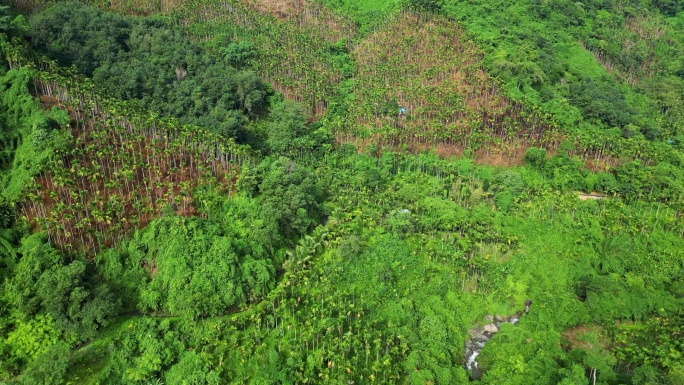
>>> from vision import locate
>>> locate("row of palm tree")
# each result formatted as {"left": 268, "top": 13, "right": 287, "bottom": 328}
{"left": 4, "top": 41, "right": 247, "bottom": 254}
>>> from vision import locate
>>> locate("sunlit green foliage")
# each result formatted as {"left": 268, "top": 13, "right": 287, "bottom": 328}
{"left": 99, "top": 215, "right": 275, "bottom": 319}
{"left": 0, "top": 67, "right": 71, "bottom": 202}
{"left": 0, "top": 1, "right": 682, "bottom": 384}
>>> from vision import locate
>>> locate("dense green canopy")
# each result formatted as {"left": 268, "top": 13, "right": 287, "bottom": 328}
{"left": 0, "top": 1, "right": 682, "bottom": 384}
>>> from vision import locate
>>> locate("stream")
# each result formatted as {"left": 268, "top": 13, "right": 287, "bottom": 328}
{"left": 464, "top": 300, "right": 531, "bottom": 380}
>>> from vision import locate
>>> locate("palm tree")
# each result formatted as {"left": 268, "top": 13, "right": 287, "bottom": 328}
{"left": 283, "top": 227, "right": 328, "bottom": 275}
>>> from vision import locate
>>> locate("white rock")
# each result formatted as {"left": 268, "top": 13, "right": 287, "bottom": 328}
{"left": 484, "top": 323, "right": 499, "bottom": 333}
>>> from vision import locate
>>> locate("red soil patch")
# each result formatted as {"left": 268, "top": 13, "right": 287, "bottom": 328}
{"left": 337, "top": 133, "right": 537, "bottom": 167}
{"left": 562, "top": 324, "right": 610, "bottom": 351}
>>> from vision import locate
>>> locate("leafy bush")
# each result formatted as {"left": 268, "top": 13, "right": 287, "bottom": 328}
{"left": 4, "top": 233, "right": 119, "bottom": 343}
{"left": 524, "top": 147, "right": 547, "bottom": 169}
{"left": 109, "top": 216, "right": 276, "bottom": 318}
{"left": 252, "top": 157, "right": 326, "bottom": 240}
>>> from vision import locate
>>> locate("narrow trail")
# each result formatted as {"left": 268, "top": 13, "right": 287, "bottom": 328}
{"left": 578, "top": 193, "right": 608, "bottom": 201}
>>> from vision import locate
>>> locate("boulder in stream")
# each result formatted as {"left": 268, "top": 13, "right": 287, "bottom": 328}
{"left": 465, "top": 302, "right": 534, "bottom": 380}
{"left": 484, "top": 323, "right": 499, "bottom": 333}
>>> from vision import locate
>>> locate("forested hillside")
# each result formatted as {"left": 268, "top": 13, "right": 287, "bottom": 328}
{"left": 0, "top": 0, "right": 682, "bottom": 384}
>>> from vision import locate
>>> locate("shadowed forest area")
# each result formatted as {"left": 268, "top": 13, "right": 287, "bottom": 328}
{"left": 0, "top": 0, "right": 682, "bottom": 384}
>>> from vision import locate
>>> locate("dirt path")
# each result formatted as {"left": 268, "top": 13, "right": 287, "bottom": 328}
{"left": 578, "top": 193, "right": 608, "bottom": 201}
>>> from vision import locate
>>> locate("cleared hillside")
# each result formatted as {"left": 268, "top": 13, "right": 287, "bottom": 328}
{"left": 344, "top": 12, "right": 559, "bottom": 163}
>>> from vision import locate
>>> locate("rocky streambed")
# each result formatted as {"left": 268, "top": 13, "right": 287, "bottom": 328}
{"left": 464, "top": 300, "right": 532, "bottom": 380}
